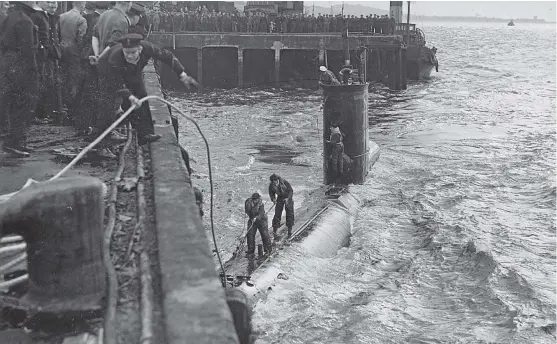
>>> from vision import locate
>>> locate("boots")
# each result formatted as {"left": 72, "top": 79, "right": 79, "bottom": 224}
{"left": 272, "top": 228, "right": 279, "bottom": 240}
{"left": 287, "top": 226, "right": 292, "bottom": 238}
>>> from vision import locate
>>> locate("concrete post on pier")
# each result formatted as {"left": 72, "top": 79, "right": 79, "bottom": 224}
{"left": 0, "top": 177, "right": 106, "bottom": 314}
{"left": 238, "top": 48, "right": 244, "bottom": 88}
{"left": 197, "top": 48, "right": 203, "bottom": 93}
{"left": 401, "top": 47, "right": 408, "bottom": 90}
{"left": 318, "top": 38, "right": 325, "bottom": 67}
{"left": 274, "top": 48, "right": 281, "bottom": 88}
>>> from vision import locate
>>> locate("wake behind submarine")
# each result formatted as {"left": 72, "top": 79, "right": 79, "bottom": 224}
{"left": 222, "top": 28, "right": 381, "bottom": 310}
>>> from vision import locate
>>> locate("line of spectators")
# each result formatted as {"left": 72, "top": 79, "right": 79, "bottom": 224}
{"left": 147, "top": 8, "right": 396, "bottom": 34}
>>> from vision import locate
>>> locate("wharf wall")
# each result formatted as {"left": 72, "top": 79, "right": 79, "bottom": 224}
{"left": 148, "top": 32, "right": 407, "bottom": 91}
{"left": 143, "top": 64, "right": 240, "bottom": 344}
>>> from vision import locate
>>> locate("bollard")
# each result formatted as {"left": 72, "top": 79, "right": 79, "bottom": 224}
{"left": 0, "top": 176, "right": 106, "bottom": 314}
{"left": 257, "top": 244, "right": 263, "bottom": 258}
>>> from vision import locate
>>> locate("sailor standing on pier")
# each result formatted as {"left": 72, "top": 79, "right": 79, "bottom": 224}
{"left": 59, "top": 1, "right": 87, "bottom": 118}
{"left": 96, "top": 33, "right": 199, "bottom": 145}
{"left": 0, "top": 1, "right": 39, "bottom": 157}
{"left": 269, "top": 174, "right": 295, "bottom": 238}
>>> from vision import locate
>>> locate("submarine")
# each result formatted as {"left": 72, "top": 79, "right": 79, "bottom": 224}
{"left": 221, "top": 26, "right": 381, "bottom": 309}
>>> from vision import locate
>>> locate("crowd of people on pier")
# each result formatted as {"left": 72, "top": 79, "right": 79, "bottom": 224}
{"left": 0, "top": 1, "right": 196, "bottom": 159}
{"left": 147, "top": 7, "right": 397, "bottom": 34}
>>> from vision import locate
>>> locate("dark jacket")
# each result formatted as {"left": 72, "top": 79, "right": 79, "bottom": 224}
{"left": 0, "top": 3, "right": 39, "bottom": 72}
{"left": 48, "top": 13, "right": 62, "bottom": 60}
{"left": 268, "top": 178, "right": 293, "bottom": 202}
{"left": 29, "top": 9, "right": 50, "bottom": 61}
{"left": 97, "top": 40, "right": 187, "bottom": 89}
{"left": 245, "top": 198, "right": 267, "bottom": 222}
{"left": 82, "top": 11, "right": 99, "bottom": 58}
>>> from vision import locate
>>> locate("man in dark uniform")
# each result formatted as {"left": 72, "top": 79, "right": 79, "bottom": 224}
{"left": 245, "top": 193, "right": 272, "bottom": 256}
{"left": 35, "top": 1, "right": 61, "bottom": 122}
{"left": 72, "top": 1, "right": 106, "bottom": 135}
{"left": 0, "top": 1, "right": 39, "bottom": 157}
{"left": 127, "top": 2, "right": 147, "bottom": 37}
{"left": 268, "top": 174, "right": 294, "bottom": 238}
{"left": 82, "top": 1, "right": 94, "bottom": 16}
{"left": 82, "top": 1, "right": 97, "bottom": 33}
{"left": 96, "top": 33, "right": 198, "bottom": 146}
{"left": 29, "top": 2, "right": 52, "bottom": 123}
{"left": 60, "top": 1, "right": 87, "bottom": 118}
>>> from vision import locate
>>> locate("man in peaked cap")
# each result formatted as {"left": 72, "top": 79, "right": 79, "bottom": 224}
{"left": 96, "top": 33, "right": 199, "bottom": 146}
{"left": 127, "top": 2, "right": 148, "bottom": 38}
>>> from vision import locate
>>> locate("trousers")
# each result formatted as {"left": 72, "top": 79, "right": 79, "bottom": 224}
{"left": 330, "top": 143, "right": 344, "bottom": 181}
{"left": 272, "top": 197, "right": 294, "bottom": 230}
{"left": 0, "top": 65, "right": 38, "bottom": 147}
{"left": 246, "top": 218, "right": 271, "bottom": 254}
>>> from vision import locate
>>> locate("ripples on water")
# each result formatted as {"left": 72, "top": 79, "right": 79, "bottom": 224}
{"left": 172, "top": 22, "right": 556, "bottom": 344}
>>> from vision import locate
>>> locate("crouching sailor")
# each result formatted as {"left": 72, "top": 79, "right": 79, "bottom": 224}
{"left": 245, "top": 193, "right": 272, "bottom": 257}
{"left": 96, "top": 33, "right": 199, "bottom": 146}
{"left": 269, "top": 174, "right": 294, "bottom": 238}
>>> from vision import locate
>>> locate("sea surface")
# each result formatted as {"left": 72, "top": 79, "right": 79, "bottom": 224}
{"left": 171, "top": 21, "right": 556, "bottom": 344}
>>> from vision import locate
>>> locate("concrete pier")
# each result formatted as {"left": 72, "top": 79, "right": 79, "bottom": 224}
{"left": 148, "top": 32, "right": 407, "bottom": 91}
{"left": 0, "top": 65, "right": 242, "bottom": 343}
{"left": 144, "top": 63, "right": 240, "bottom": 344}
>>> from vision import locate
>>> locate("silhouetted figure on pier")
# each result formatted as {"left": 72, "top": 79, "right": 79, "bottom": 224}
{"left": 269, "top": 174, "right": 294, "bottom": 238}
{"left": 0, "top": 1, "right": 39, "bottom": 157}
{"left": 96, "top": 33, "right": 198, "bottom": 150}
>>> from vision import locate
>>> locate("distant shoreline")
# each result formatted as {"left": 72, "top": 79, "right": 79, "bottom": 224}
{"left": 303, "top": 5, "right": 552, "bottom": 24}
{"left": 410, "top": 15, "right": 551, "bottom": 24}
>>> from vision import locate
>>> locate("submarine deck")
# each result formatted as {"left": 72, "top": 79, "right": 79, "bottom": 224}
{"left": 222, "top": 184, "right": 347, "bottom": 286}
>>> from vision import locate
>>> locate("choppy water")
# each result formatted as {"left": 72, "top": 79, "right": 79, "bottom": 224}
{"left": 172, "top": 22, "right": 556, "bottom": 344}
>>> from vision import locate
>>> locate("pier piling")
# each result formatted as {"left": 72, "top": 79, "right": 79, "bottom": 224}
{"left": 238, "top": 48, "right": 244, "bottom": 88}
{"left": 274, "top": 48, "right": 281, "bottom": 88}
{"left": 149, "top": 33, "right": 406, "bottom": 91}
{"left": 197, "top": 48, "right": 203, "bottom": 93}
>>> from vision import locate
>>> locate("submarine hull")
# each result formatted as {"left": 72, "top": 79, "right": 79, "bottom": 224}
{"left": 236, "top": 190, "right": 361, "bottom": 307}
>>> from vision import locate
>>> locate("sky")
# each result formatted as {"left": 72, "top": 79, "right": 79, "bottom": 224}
{"left": 313, "top": 1, "right": 556, "bottom": 21}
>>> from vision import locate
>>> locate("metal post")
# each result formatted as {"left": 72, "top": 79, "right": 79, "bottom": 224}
{"left": 319, "top": 49, "right": 325, "bottom": 66}
{"left": 274, "top": 48, "right": 281, "bottom": 88}
{"left": 363, "top": 48, "right": 367, "bottom": 82}
{"left": 401, "top": 47, "right": 407, "bottom": 89}
{"left": 406, "top": 1, "right": 411, "bottom": 44}
{"left": 238, "top": 48, "right": 243, "bottom": 88}
{"left": 197, "top": 48, "right": 203, "bottom": 93}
